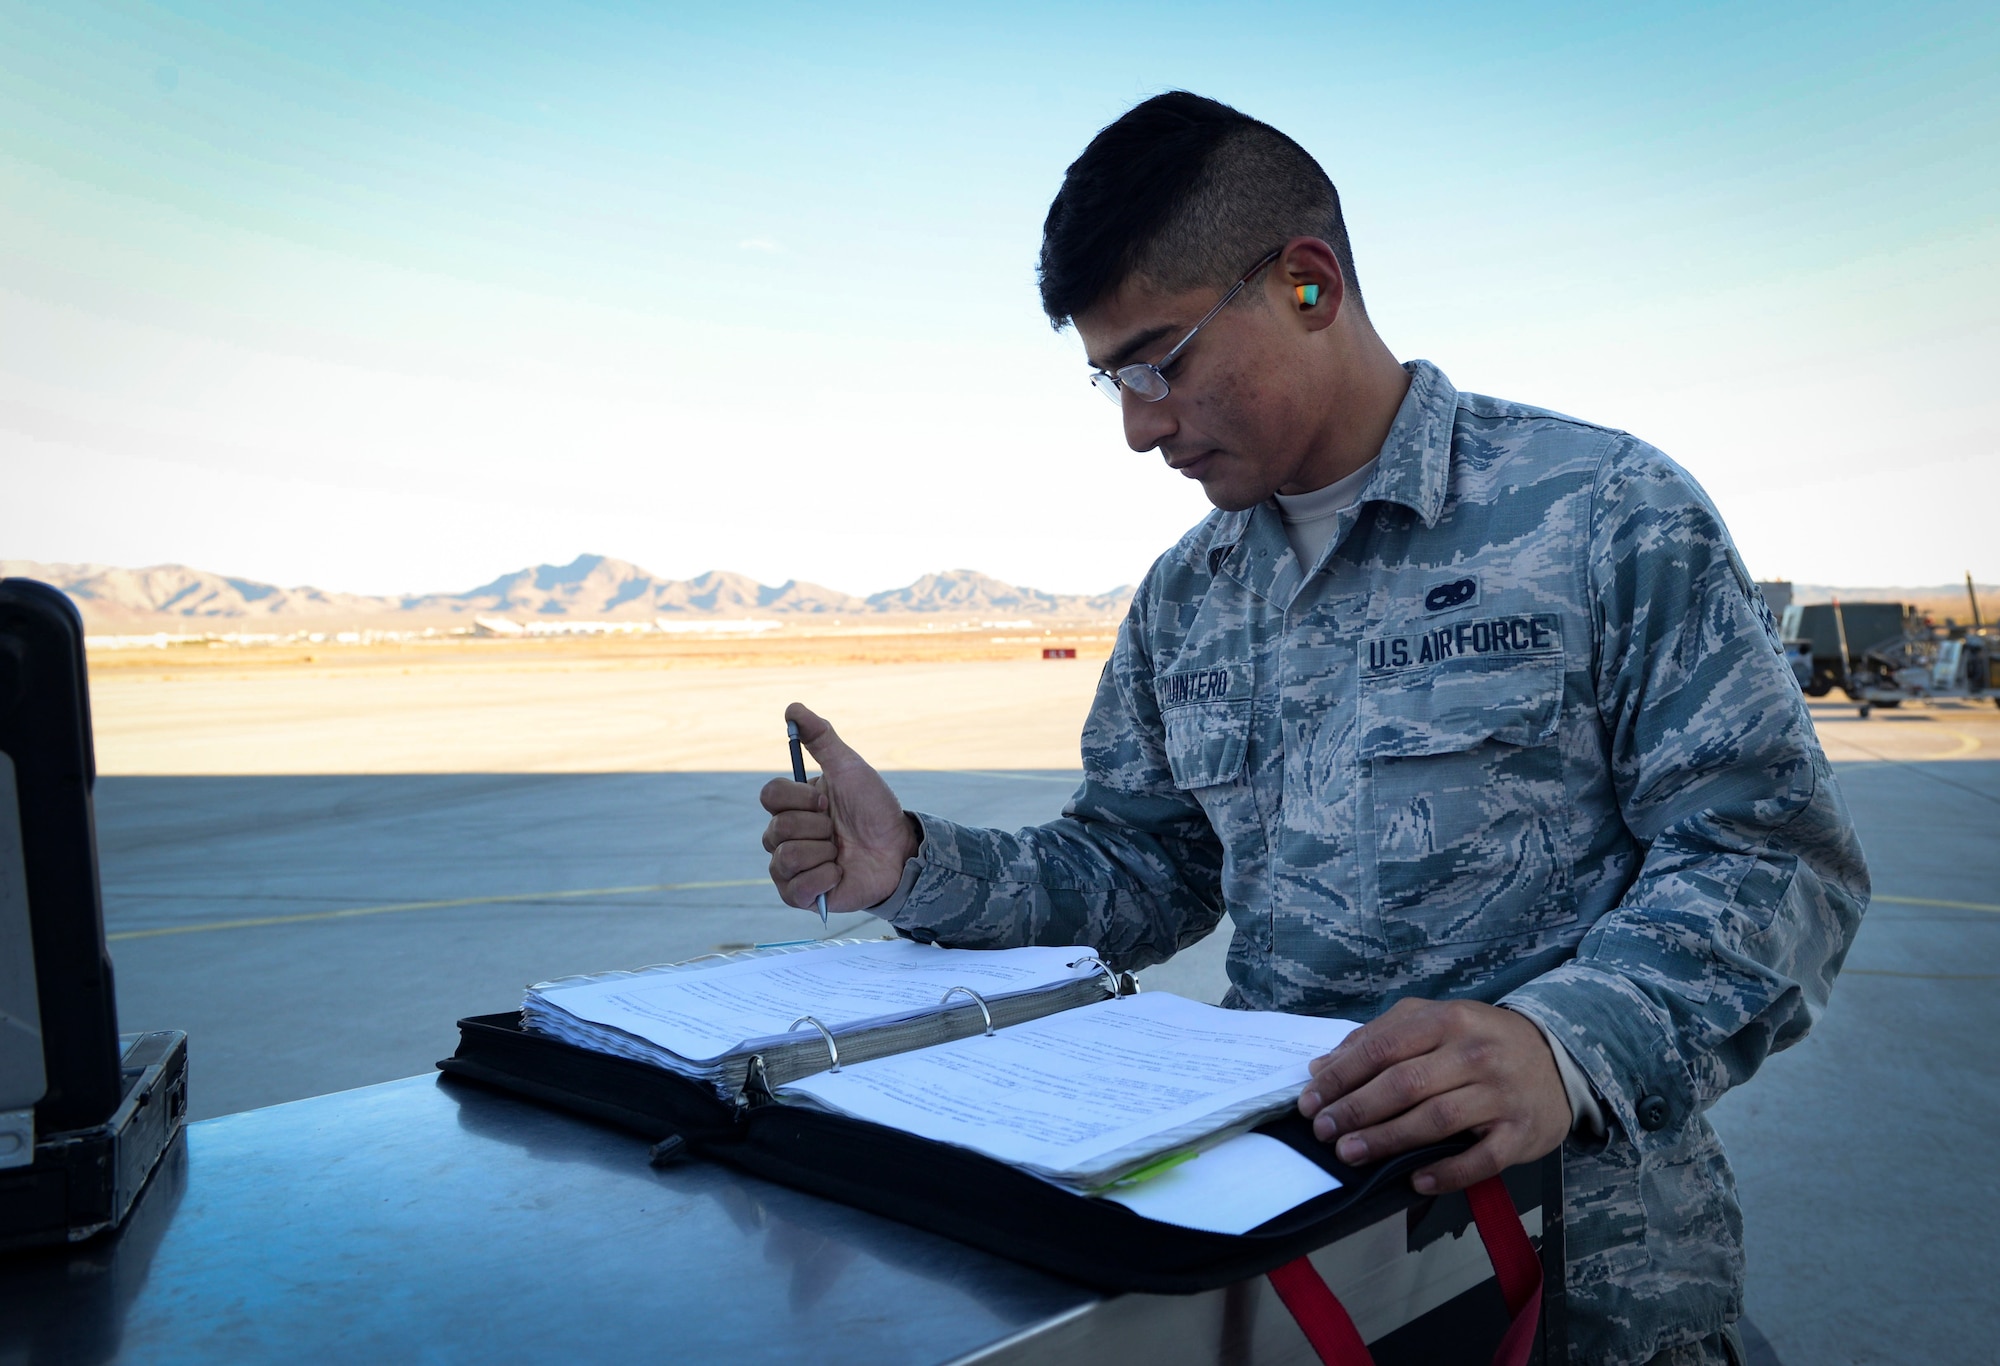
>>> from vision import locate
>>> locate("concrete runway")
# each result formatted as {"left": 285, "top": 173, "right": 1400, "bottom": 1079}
{"left": 99, "top": 769, "right": 1162, "bottom": 1117}
{"left": 1701, "top": 707, "right": 2000, "bottom": 1366}
{"left": 95, "top": 699, "right": 1999, "bottom": 1366}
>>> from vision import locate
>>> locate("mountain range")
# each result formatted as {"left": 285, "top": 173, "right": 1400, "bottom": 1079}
{"left": 5, "top": 556, "right": 1986, "bottom": 633}
{"left": 0, "top": 555, "right": 1136, "bottom": 630}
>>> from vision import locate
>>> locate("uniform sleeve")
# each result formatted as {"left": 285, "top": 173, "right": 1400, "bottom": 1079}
{"left": 875, "top": 582, "right": 1229, "bottom": 972}
{"left": 1501, "top": 438, "right": 1869, "bottom": 1152}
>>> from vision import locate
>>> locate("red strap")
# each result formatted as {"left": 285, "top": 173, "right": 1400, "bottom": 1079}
{"left": 1266, "top": 1174, "right": 1544, "bottom": 1366}
{"left": 1466, "top": 1174, "right": 1544, "bottom": 1366}
{"left": 1267, "top": 1255, "right": 1375, "bottom": 1366}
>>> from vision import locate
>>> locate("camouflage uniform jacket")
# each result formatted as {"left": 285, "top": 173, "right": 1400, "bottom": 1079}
{"left": 877, "top": 359, "right": 1869, "bottom": 1365}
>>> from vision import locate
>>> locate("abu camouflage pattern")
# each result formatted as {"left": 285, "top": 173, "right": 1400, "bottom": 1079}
{"left": 877, "top": 360, "right": 1868, "bottom": 1365}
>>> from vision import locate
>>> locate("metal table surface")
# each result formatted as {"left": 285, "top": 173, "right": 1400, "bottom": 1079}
{"left": 0, "top": 1073, "right": 1106, "bottom": 1365}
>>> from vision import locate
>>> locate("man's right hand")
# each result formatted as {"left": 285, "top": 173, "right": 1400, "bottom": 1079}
{"left": 759, "top": 703, "right": 919, "bottom": 914}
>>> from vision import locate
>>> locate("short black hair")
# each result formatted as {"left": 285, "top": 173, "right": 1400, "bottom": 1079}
{"left": 1037, "top": 91, "right": 1362, "bottom": 328}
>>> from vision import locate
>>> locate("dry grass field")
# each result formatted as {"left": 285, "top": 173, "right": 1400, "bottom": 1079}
{"left": 84, "top": 624, "right": 1999, "bottom": 775}
{"left": 85, "top": 624, "right": 1119, "bottom": 675}
{"left": 86, "top": 627, "right": 1118, "bottom": 774}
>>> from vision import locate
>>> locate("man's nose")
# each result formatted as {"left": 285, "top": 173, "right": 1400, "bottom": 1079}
{"left": 1122, "top": 391, "right": 1177, "bottom": 453}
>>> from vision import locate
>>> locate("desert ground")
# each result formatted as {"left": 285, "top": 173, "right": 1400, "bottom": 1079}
{"left": 85, "top": 625, "right": 1998, "bottom": 775}
{"left": 85, "top": 628, "right": 1118, "bottom": 774}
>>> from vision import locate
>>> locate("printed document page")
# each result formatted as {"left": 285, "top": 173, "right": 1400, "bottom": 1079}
{"left": 1101, "top": 1132, "right": 1342, "bottom": 1234}
{"left": 532, "top": 940, "right": 1100, "bottom": 1063}
{"left": 778, "top": 993, "right": 1358, "bottom": 1187}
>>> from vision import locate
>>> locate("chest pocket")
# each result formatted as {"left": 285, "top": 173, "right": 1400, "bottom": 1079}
{"left": 1359, "top": 646, "right": 1576, "bottom": 950}
{"left": 1161, "top": 702, "right": 1248, "bottom": 788}
{"left": 1156, "top": 658, "right": 1252, "bottom": 789}
{"left": 1158, "top": 696, "right": 1265, "bottom": 853}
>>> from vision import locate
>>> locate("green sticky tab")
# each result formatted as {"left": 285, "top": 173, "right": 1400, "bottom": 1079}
{"left": 1104, "top": 1149, "right": 1198, "bottom": 1190}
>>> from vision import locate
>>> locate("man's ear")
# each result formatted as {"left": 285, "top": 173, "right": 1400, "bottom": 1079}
{"left": 1277, "top": 236, "right": 1345, "bottom": 334}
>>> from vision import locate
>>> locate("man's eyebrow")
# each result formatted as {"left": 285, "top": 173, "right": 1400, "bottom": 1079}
{"left": 1087, "top": 324, "right": 1177, "bottom": 373}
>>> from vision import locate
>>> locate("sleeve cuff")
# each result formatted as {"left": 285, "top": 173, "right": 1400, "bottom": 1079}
{"left": 1502, "top": 962, "right": 1699, "bottom": 1151}
{"left": 867, "top": 855, "right": 924, "bottom": 920}
{"left": 1514, "top": 1010, "right": 1607, "bottom": 1142}
{"left": 863, "top": 811, "right": 930, "bottom": 924}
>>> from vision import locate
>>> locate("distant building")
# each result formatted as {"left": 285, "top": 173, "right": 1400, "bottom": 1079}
{"left": 1756, "top": 581, "right": 1794, "bottom": 616}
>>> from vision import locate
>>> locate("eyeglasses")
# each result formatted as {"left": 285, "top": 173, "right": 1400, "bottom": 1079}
{"left": 1089, "top": 247, "right": 1283, "bottom": 405}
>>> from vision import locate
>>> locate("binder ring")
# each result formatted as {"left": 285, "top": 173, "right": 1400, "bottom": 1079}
{"left": 790, "top": 1015, "right": 840, "bottom": 1072}
{"left": 939, "top": 985, "right": 995, "bottom": 1036}
{"left": 1067, "top": 956, "right": 1123, "bottom": 999}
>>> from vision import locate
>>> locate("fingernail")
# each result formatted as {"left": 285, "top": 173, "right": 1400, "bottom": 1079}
{"left": 1312, "top": 1113, "right": 1336, "bottom": 1141}
{"left": 1299, "top": 1089, "right": 1320, "bottom": 1112}
{"left": 1413, "top": 1172, "right": 1436, "bottom": 1194}
{"left": 1337, "top": 1134, "right": 1367, "bottom": 1163}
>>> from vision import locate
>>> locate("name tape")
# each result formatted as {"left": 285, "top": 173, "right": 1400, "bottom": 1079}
{"left": 1156, "top": 665, "right": 1240, "bottom": 709}
{"left": 1365, "top": 613, "right": 1561, "bottom": 674}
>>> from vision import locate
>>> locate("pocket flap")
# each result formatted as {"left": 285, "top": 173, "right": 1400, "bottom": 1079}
{"left": 1359, "top": 653, "right": 1562, "bottom": 758}
{"left": 1161, "top": 703, "right": 1250, "bottom": 789}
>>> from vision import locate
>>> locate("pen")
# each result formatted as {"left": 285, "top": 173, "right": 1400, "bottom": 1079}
{"left": 787, "top": 719, "right": 829, "bottom": 924}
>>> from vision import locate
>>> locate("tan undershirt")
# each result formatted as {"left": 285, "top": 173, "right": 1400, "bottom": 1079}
{"left": 1271, "top": 457, "right": 1379, "bottom": 571}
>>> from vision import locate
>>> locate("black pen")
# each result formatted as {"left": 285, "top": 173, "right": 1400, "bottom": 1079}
{"left": 786, "top": 720, "right": 829, "bottom": 924}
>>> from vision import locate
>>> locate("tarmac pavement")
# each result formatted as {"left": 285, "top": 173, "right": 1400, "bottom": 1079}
{"left": 99, "top": 768, "right": 1109, "bottom": 1119}
{"left": 1702, "top": 703, "right": 2000, "bottom": 1366}
{"left": 92, "top": 698, "right": 2000, "bottom": 1366}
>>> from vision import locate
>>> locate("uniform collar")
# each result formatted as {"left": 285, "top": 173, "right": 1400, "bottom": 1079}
{"left": 1192, "top": 359, "right": 1458, "bottom": 579}
{"left": 1364, "top": 359, "right": 1456, "bottom": 530}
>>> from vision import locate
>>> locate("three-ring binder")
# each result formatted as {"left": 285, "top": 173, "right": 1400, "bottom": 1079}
{"left": 939, "top": 985, "right": 995, "bottom": 1036}
{"left": 790, "top": 1015, "right": 840, "bottom": 1071}
{"left": 1067, "top": 955, "right": 1133, "bottom": 998}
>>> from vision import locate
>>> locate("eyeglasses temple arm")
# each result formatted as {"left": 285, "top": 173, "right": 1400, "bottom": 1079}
{"left": 1151, "top": 247, "right": 1284, "bottom": 372}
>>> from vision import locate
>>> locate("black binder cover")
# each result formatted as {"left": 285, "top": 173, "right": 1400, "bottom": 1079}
{"left": 441, "top": 1012, "right": 1556, "bottom": 1298}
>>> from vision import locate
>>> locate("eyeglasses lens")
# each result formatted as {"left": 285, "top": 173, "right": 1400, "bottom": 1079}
{"left": 1090, "top": 365, "right": 1170, "bottom": 406}
{"left": 1118, "top": 365, "right": 1169, "bottom": 402}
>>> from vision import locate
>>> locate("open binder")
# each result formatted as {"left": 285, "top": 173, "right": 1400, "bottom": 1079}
{"left": 441, "top": 945, "right": 1563, "bottom": 1366}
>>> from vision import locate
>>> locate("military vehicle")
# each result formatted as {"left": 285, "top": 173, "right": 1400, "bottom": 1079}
{"left": 1778, "top": 600, "right": 1910, "bottom": 698}
{"left": 1780, "top": 576, "right": 1998, "bottom": 718}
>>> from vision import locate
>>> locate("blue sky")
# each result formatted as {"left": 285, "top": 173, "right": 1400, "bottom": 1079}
{"left": 2, "top": 1, "right": 1994, "bottom": 594}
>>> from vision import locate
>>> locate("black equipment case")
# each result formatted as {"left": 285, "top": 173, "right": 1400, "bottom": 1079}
{"left": 443, "top": 1010, "right": 1566, "bottom": 1365}
{"left": 0, "top": 578, "right": 188, "bottom": 1253}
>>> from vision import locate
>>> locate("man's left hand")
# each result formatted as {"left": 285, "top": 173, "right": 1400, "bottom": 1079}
{"left": 1296, "top": 998, "right": 1572, "bottom": 1194}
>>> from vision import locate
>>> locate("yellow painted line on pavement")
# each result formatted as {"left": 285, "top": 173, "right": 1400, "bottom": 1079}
{"left": 1873, "top": 894, "right": 2000, "bottom": 915}
{"left": 107, "top": 879, "right": 768, "bottom": 942}
{"left": 1937, "top": 728, "right": 1982, "bottom": 758}
{"left": 1817, "top": 719, "right": 1983, "bottom": 762}
{"left": 106, "top": 886, "right": 2000, "bottom": 944}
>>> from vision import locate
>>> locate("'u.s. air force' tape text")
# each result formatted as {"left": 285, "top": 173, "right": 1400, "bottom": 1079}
{"left": 1364, "top": 613, "right": 1561, "bottom": 674}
